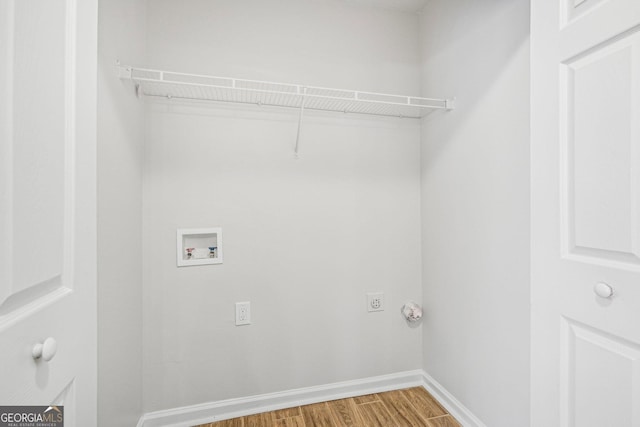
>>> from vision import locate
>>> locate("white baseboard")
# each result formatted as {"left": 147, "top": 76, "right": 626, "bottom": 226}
{"left": 419, "top": 371, "right": 487, "bottom": 427}
{"left": 137, "top": 370, "right": 425, "bottom": 427}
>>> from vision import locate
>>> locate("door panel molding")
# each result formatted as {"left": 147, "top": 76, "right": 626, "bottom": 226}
{"left": 562, "top": 0, "right": 609, "bottom": 28}
{"left": 0, "top": 0, "right": 78, "bottom": 313}
{"left": 560, "top": 30, "right": 640, "bottom": 271}
{"left": 561, "top": 317, "right": 640, "bottom": 426}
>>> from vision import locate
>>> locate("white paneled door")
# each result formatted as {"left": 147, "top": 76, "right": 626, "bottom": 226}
{"left": 532, "top": 0, "right": 640, "bottom": 426}
{"left": 0, "top": 0, "right": 97, "bottom": 425}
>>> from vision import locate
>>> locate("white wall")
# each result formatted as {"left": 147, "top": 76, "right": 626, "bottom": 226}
{"left": 142, "top": 0, "right": 424, "bottom": 412}
{"left": 419, "top": 1, "right": 530, "bottom": 426}
{"left": 97, "top": 0, "right": 146, "bottom": 425}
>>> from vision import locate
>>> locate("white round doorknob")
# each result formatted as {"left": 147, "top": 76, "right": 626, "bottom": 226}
{"left": 594, "top": 282, "right": 614, "bottom": 299}
{"left": 32, "top": 337, "right": 57, "bottom": 362}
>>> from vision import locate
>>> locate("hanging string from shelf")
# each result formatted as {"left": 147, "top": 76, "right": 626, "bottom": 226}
{"left": 294, "top": 88, "right": 307, "bottom": 159}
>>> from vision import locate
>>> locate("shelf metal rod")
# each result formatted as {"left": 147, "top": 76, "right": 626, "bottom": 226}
{"left": 122, "top": 66, "right": 455, "bottom": 117}
{"left": 141, "top": 92, "right": 435, "bottom": 119}
{"left": 132, "top": 77, "right": 449, "bottom": 111}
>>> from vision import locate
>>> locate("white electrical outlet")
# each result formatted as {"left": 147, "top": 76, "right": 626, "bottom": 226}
{"left": 367, "top": 292, "right": 384, "bottom": 312}
{"left": 235, "top": 301, "right": 251, "bottom": 325}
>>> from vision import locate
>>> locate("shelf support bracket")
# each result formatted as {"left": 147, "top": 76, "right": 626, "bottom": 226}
{"left": 294, "top": 88, "right": 307, "bottom": 159}
{"left": 116, "top": 63, "right": 132, "bottom": 80}
{"left": 445, "top": 98, "right": 456, "bottom": 110}
{"left": 116, "top": 62, "right": 141, "bottom": 98}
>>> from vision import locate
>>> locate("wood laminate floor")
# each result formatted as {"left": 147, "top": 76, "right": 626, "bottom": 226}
{"left": 195, "top": 387, "right": 461, "bottom": 427}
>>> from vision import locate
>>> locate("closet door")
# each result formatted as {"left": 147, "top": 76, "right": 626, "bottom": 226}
{"left": 0, "top": 0, "right": 97, "bottom": 425}
{"left": 531, "top": 0, "right": 640, "bottom": 426}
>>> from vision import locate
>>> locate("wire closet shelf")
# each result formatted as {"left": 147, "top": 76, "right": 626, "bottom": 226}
{"left": 119, "top": 66, "right": 454, "bottom": 119}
